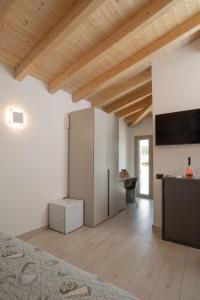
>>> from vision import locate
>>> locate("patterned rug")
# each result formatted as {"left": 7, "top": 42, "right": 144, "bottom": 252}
{"left": 0, "top": 232, "right": 138, "bottom": 299}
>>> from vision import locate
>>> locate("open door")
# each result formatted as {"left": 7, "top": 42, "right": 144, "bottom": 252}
{"left": 135, "top": 135, "right": 153, "bottom": 199}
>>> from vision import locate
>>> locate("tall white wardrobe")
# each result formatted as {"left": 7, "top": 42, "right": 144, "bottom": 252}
{"left": 69, "top": 107, "right": 120, "bottom": 226}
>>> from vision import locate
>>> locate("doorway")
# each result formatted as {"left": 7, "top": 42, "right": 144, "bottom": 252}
{"left": 135, "top": 135, "right": 153, "bottom": 199}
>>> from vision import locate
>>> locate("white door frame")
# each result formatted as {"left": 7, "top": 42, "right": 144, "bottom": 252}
{"left": 134, "top": 135, "right": 153, "bottom": 199}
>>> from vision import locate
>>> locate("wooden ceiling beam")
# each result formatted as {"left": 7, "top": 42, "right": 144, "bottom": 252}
{"left": 124, "top": 109, "right": 143, "bottom": 123}
{"left": 15, "top": 0, "right": 105, "bottom": 81}
{"left": 104, "top": 83, "right": 152, "bottom": 114}
{"left": 0, "top": 0, "right": 15, "bottom": 23}
{"left": 73, "top": 13, "right": 200, "bottom": 102}
{"left": 128, "top": 104, "right": 152, "bottom": 127}
{"left": 116, "top": 95, "right": 152, "bottom": 118}
{"left": 123, "top": 108, "right": 143, "bottom": 119}
{"left": 49, "top": 0, "right": 175, "bottom": 93}
{"left": 125, "top": 109, "right": 146, "bottom": 124}
{"left": 125, "top": 101, "right": 152, "bottom": 123}
{"left": 92, "top": 68, "right": 151, "bottom": 107}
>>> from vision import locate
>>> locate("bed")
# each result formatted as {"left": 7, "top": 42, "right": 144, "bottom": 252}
{"left": 0, "top": 232, "right": 138, "bottom": 299}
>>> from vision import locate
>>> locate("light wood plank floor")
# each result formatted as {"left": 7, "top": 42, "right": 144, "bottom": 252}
{"left": 20, "top": 198, "right": 200, "bottom": 300}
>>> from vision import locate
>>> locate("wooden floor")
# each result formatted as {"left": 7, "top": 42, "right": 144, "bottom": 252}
{"left": 20, "top": 198, "right": 200, "bottom": 300}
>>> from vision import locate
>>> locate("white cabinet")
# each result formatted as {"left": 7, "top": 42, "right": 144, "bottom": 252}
{"left": 49, "top": 199, "right": 83, "bottom": 234}
{"left": 69, "top": 108, "right": 119, "bottom": 226}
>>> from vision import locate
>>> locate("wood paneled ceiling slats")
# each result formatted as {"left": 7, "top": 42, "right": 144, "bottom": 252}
{"left": 7, "top": 1, "right": 76, "bottom": 42}
{"left": 0, "top": 1, "right": 77, "bottom": 69}
{"left": 124, "top": 109, "right": 144, "bottom": 123}
{"left": 48, "top": 0, "right": 176, "bottom": 94}
{"left": 0, "top": 0, "right": 15, "bottom": 24}
{"left": 184, "top": 0, "right": 198, "bottom": 18}
{"left": 91, "top": 68, "right": 152, "bottom": 107}
{"left": 126, "top": 109, "right": 145, "bottom": 125}
{"left": 73, "top": 13, "right": 200, "bottom": 102}
{"left": 15, "top": 0, "right": 106, "bottom": 80}
{"left": 104, "top": 82, "right": 152, "bottom": 113}
{"left": 1, "top": 0, "right": 200, "bottom": 126}
{"left": 128, "top": 103, "right": 152, "bottom": 127}
{"left": 116, "top": 96, "right": 152, "bottom": 119}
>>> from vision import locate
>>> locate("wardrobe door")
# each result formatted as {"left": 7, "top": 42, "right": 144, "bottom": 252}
{"left": 108, "top": 114, "right": 119, "bottom": 217}
{"left": 69, "top": 109, "right": 94, "bottom": 226}
{"left": 93, "top": 109, "right": 109, "bottom": 225}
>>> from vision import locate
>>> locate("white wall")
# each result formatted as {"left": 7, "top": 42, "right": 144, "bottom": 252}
{"left": 119, "top": 119, "right": 130, "bottom": 172}
{"left": 152, "top": 38, "right": 200, "bottom": 227}
{"left": 0, "top": 64, "right": 90, "bottom": 235}
{"left": 129, "top": 117, "right": 153, "bottom": 176}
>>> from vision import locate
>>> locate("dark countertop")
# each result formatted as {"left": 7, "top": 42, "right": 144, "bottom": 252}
{"left": 162, "top": 176, "right": 200, "bottom": 181}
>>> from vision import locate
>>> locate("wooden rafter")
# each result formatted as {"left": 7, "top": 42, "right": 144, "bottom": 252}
{"left": 92, "top": 68, "right": 151, "bottom": 107}
{"left": 0, "top": 0, "right": 15, "bottom": 23}
{"left": 147, "top": 111, "right": 153, "bottom": 117}
{"left": 116, "top": 95, "right": 152, "bottom": 119}
{"left": 126, "top": 109, "right": 145, "bottom": 124}
{"left": 125, "top": 101, "right": 152, "bottom": 123}
{"left": 128, "top": 104, "right": 152, "bottom": 127}
{"left": 73, "top": 13, "right": 200, "bottom": 102}
{"left": 15, "top": 0, "right": 105, "bottom": 81}
{"left": 124, "top": 108, "right": 143, "bottom": 118}
{"left": 104, "top": 83, "right": 152, "bottom": 114}
{"left": 48, "top": 0, "right": 175, "bottom": 93}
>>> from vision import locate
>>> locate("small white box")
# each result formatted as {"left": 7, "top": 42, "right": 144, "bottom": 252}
{"left": 49, "top": 198, "right": 83, "bottom": 234}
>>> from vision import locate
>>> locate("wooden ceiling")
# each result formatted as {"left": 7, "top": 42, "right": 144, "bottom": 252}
{"left": 0, "top": 0, "right": 200, "bottom": 126}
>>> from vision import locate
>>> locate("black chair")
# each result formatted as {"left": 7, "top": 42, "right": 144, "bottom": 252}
{"left": 125, "top": 177, "right": 138, "bottom": 207}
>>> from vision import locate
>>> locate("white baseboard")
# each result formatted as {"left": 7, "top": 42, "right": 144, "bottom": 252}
{"left": 17, "top": 225, "right": 48, "bottom": 240}
{"left": 152, "top": 223, "right": 161, "bottom": 229}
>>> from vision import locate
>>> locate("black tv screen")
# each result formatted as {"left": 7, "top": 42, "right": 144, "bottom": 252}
{"left": 156, "top": 109, "right": 200, "bottom": 145}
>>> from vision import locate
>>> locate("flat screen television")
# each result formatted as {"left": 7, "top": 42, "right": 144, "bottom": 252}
{"left": 155, "top": 108, "right": 200, "bottom": 145}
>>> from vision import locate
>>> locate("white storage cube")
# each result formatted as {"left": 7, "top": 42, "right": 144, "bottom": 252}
{"left": 49, "top": 198, "right": 83, "bottom": 234}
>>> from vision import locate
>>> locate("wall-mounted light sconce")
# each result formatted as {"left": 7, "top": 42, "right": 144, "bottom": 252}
{"left": 8, "top": 107, "right": 25, "bottom": 128}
